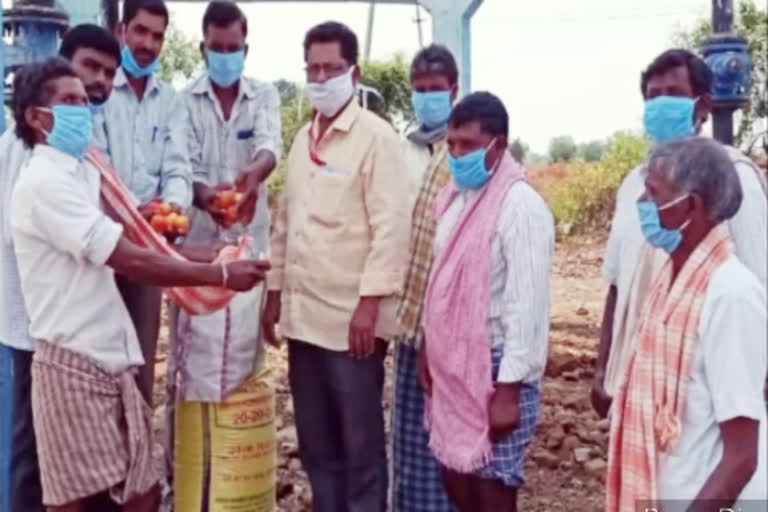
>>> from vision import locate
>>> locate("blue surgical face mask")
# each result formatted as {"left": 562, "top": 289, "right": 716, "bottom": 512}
{"left": 207, "top": 49, "right": 245, "bottom": 88}
{"left": 412, "top": 90, "right": 452, "bottom": 129}
{"left": 121, "top": 46, "right": 160, "bottom": 78}
{"left": 448, "top": 139, "right": 498, "bottom": 190}
{"left": 643, "top": 95, "right": 698, "bottom": 144}
{"left": 38, "top": 104, "right": 94, "bottom": 159}
{"left": 637, "top": 194, "right": 690, "bottom": 253}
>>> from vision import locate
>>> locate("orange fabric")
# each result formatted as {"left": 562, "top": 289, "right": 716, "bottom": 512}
{"left": 606, "top": 223, "right": 733, "bottom": 511}
{"left": 87, "top": 148, "right": 248, "bottom": 315}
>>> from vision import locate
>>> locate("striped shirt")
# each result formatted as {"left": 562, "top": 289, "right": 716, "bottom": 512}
{"left": 396, "top": 141, "right": 451, "bottom": 345}
{"left": 433, "top": 181, "right": 555, "bottom": 383}
{"left": 0, "top": 129, "right": 32, "bottom": 351}
{"left": 182, "top": 74, "right": 282, "bottom": 251}
{"left": 96, "top": 68, "right": 192, "bottom": 208}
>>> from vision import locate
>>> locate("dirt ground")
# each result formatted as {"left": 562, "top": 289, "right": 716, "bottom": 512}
{"left": 153, "top": 234, "right": 610, "bottom": 511}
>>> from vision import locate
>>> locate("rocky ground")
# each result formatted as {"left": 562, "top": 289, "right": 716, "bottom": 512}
{"left": 153, "top": 234, "right": 610, "bottom": 511}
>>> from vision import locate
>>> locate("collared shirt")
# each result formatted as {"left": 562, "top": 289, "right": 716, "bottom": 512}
{"left": 433, "top": 181, "right": 555, "bottom": 383}
{"left": 268, "top": 100, "right": 411, "bottom": 351}
{"left": 396, "top": 139, "right": 451, "bottom": 345}
{"left": 657, "top": 257, "right": 766, "bottom": 505}
{"left": 96, "top": 68, "right": 192, "bottom": 208}
{"left": 0, "top": 129, "right": 32, "bottom": 350}
{"left": 11, "top": 145, "right": 142, "bottom": 373}
{"left": 602, "top": 143, "right": 768, "bottom": 396}
{"left": 183, "top": 73, "right": 282, "bottom": 252}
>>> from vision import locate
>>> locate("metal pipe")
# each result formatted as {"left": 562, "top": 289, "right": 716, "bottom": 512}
{"left": 710, "top": 0, "right": 736, "bottom": 145}
{"left": 364, "top": 0, "right": 375, "bottom": 62}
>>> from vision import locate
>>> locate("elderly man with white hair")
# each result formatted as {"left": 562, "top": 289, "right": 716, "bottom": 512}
{"left": 605, "top": 137, "right": 766, "bottom": 512}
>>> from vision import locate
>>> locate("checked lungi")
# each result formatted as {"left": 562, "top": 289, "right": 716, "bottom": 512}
{"left": 31, "top": 341, "right": 161, "bottom": 506}
{"left": 474, "top": 346, "right": 541, "bottom": 488}
{"left": 392, "top": 342, "right": 456, "bottom": 512}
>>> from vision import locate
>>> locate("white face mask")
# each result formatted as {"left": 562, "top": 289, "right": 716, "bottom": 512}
{"left": 306, "top": 67, "right": 356, "bottom": 117}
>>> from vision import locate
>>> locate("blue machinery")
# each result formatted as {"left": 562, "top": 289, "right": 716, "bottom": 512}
{"left": 1, "top": 0, "right": 482, "bottom": 133}
{"left": 0, "top": 0, "right": 754, "bottom": 142}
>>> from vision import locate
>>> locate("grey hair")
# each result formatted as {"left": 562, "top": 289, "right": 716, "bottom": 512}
{"left": 646, "top": 137, "right": 743, "bottom": 222}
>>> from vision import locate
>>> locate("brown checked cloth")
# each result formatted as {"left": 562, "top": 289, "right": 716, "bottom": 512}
{"left": 31, "top": 341, "right": 161, "bottom": 506}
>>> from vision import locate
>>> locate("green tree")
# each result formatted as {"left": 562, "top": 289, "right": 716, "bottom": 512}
{"left": 674, "top": 0, "right": 767, "bottom": 147}
{"left": 273, "top": 79, "right": 298, "bottom": 106}
{"left": 548, "top": 135, "right": 577, "bottom": 162}
{"left": 508, "top": 138, "right": 529, "bottom": 163}
{"left": 361, "top": 53, "right": 414, "bottom": 124}
{"left": 578, "top": 140, "right": 606, "bottom": 162}
{"left": 159, "top": 22, "right": 203, "bottom": 85}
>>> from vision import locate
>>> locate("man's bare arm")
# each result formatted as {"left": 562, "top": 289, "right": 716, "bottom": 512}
{"left": 689, "top": 417, "right": 759, "bottom": 510}
{"left": 591, "top": 285, "right": 617, "bottom": 417}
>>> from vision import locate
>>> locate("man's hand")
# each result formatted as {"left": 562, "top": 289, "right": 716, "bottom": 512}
{"left": 348, "top": 296, "right": 380, "bottom": 359}
{"left": 418, "top": 343, "right": 432, "bottom": 396}
{"left": 489, "top": 382, "right": 521, "bottom": 442}
{"left": 235, "top": 171, "right": 259, "bottom": 226}
{"left": 261, "top": 290, "right": 282, "bottom": 348}
{"left": 195, "top": 183, "right": 233, "bottom": 227}
{"left": 590, "top": 372, "right": 612, "bottom": 419}
{"left": 223, "top": 259, "right": 271, "bottom": 291}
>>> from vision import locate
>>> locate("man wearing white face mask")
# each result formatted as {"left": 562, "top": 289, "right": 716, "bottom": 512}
{"left": 262, "top": 21, "right": 410, "bottom": 512}
{"left": 591, "top": 48, "right": 768, "bottom": 420}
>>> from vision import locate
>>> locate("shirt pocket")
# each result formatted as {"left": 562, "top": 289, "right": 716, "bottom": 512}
{"left": 307, "top": 166, "right": 349, "bottom": 226}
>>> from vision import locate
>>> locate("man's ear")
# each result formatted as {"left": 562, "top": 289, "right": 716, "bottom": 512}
{"left": 696, "top": 93, "right": 713, "bottom": 124}
{"left": 199, "top": 42, "right": 206, "bottom": 62}
{"left": 24, "top": 106, "right": 49, "bottom": 139}
{"left": 352, "top": 65, "right": 361, "bottom": 85}
{"left": 244, "top": 44, "right": 249, "bottom": 58}
{"left": 450, "top": 83, "right": 459, "bottom": 103}
{"left": 116, "top": 22, "right": 126, "bottom": 44}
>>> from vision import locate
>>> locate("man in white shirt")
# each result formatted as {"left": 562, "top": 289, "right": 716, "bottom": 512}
{"left": 0, "top": 24, "right": 123, "bottom": 512}
{"left": 591, "top": 49, "right": 768, "bottom": 418}
{"left": 605, "top": 137, "right": 766, "bottom": 510}
{"left": 9, "top": 57, "right": 268, "bottom": 512}
{"left": 100, "top": 0, "right": 193, "bottom": 403}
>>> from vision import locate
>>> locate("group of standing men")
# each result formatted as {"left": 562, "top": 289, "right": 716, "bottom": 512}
{"left": 0, "top": 1, "right": 765, "bottom": 511}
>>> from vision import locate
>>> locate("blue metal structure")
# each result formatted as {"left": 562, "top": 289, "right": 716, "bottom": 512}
{"left": 1, "top": 0, "right": 484, "bottom": 133}
{"left": 700, "top": 0, "right": 752, "bottom": 146}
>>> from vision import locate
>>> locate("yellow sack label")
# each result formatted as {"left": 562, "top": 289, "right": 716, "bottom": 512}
{"left": 175, "top": 373, "right": 276, "bottom": 512}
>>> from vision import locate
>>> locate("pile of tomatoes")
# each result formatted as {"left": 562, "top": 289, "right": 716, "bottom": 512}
{"left": 147, "top": 199, "right": 190, "bottom": 237}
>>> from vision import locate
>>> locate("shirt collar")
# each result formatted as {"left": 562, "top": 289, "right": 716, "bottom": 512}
{"left": 32, "top": 144, "right": 81, "bottom": 174}
{"left": 317, "top": 98, "right": 361, "bottom": 134}
{"left": 190, "top": 73, "right": 255, "bottom": 99}
{"left": 114, "top": 67, "right": 161, "bottom": 96}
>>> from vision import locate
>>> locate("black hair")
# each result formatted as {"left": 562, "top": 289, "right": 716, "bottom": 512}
{"left": 12, "top": 58, "right": 78, "bottom": 148}
{"left": 122, "top": 0, "right": 169, "bottom": 27}
{"left": 449, "top": 91, "right": 509, "bottom": 138}
{"left": 411, "top": 44, "right": 458, "bottom": 86}
{"left": 59, "top": 23, "right": 121, "bottom": 65}
{"left": 202, "top": 0, "right": 247, "bottom": 37}
{"left": 640, "top": 49, "right": 713, "bottom": 98}
{"left": 303, "top": 21, "right": 358, "bottom": 65}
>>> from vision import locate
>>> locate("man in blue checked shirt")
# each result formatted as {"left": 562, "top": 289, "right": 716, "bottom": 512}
{"left": 97, "top": 0, "right": 193, "bottom": 404}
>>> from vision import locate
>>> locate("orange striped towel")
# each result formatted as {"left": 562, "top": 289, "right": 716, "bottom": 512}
{"left": 87, "top": 148, "right": 246, "bottom": 315}
{"left": 605, "top": 223, "right": 733, "bottom": 511}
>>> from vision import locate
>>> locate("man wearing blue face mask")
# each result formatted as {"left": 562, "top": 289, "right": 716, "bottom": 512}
{"left": 421, "top": 92, "right": 554, "bottom": 512}
{"left": 393, "top": 44, "right": 459, "bottom": 512}
{"left": 591, "top": 48, "right": 768, "bottom": 420}
{"left": 101, "top": 0, "right": 194, "bottom": 406}
{"left": 169, "top": 1, "right": 282, "bottom": 504}
{"left": 9, "top": 57, "right": 268, "bottom": 512}
{"left": 0, "top": 25, "right": 122, "bottom": 512}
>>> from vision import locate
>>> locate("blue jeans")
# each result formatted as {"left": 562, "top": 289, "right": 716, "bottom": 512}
{"left": 0, "top": 344, "right": 43, "bottom": 512}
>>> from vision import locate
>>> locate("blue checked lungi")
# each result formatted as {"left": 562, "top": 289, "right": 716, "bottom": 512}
{"left": 475, "top": 346, "right": 541, "bottom": 488}
{"left": 392, "top": 342, "right": 456, "bottom": 512}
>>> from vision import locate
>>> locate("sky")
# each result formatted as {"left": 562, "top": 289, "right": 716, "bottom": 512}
{"left": 2, "top": 0, "right": 750, "bottom": 152}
